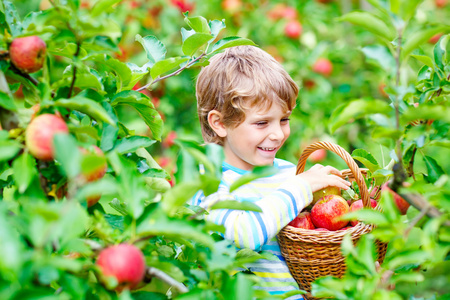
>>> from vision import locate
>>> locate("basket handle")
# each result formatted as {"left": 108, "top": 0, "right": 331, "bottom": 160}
{"left": 296, "top": 141, "right": 371, "bottom": 208}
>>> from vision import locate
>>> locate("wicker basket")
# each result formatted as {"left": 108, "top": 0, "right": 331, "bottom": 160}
{"left": 278, "top": 141, "right": 388, "bottom": 299}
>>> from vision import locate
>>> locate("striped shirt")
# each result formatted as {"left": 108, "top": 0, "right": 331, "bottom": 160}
{"left": 190, "top": 158, "right": 312, "bottom": 299}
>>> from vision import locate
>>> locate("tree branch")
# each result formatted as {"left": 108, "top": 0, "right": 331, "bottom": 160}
{"left": 68, "top": 41, "right": 81, "bottom": 98}
{"left": 137, "top": 52, "right": 207, "bottom": 92}
{"left": 399, "top": 192, "right": 450, "bottom": 227}
{"left": 147, "top": 266, "right": 188, "bottom": 294}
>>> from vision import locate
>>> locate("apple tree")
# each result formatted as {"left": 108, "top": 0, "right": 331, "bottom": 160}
{"left": 0, "top": 1, "right": 285, "bottom": 299}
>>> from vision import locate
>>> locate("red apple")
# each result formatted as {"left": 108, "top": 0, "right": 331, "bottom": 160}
{"left": 381, "top": 182, "right": 410, "bottom": 215}
{"left": 303, "top": 79, "right": 316, "bottom": 90}
{"left": 9, "top": 36, "right": 47, "bottom": 73}
{"left": 311, "top": 195, "right": 349, "bottom": 231}
{"left": 96, "top": 244, "right": 146, "bottom": 291}
{"left": 349, "top": 199, "right": 378, "bottom": 226}
{"left": 25, "top": 114, "right": 69, "bottom": 161}
{"left": 435, "top": 0, "right": 446, "bottom": 8}
{"left": 222, "top": 0, "right": 242, "bottom": 11}
{"left": 288, "top": 211, "right": 315, "bottom": 229}
{"left": 429, "top": 34, "right": 443, "bottom": 44}
{"left": 80, "top": 146, "right": 107, "bottom": 182}
{"left": 170, "top": 0, "right": 195, "bottom": 13}
{"left": 284, "top": 20, "right": 302, "bottom": 39}
{"left": 308, "top": 148, "right": 327, "bottom": 163}
{"left": 312, "top": 58, "right": 333, "bottom": 77}
{"left": 162, "top": 131, "right": 177, "bottom": 148}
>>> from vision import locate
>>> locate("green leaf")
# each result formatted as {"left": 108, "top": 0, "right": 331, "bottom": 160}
{"left": 423, "top": 155, "right": 445, "bottom": 183}
{"left": 181, "top": 27, "right": 195, "bottom": 43}
{"left": 223, "top": 273, "right": 254, "bottom": 300}
{"left": 137, "top": 210, "right": 215, "bottom": 248}
{"left": 338, "top": 11, "right": 396, "bottom": 42}
{"left": 184, "top": 15, "right": 210, "bottom": 33}
{"left": 90, "top": 0, "right": 122, "bottom": 17}
{"left": 329, "top": 99, "right": 391, "bottom": 133}
{"left": 3, "top": 1, "right": 22, "bottom": 36}
{"left": 434, "top": 34, "right": 449, "bottom": 69}
{"left": 341, "top": 209, "right": 390, "bottom": 226}
{"left": 401, "top": 105, "right": 450, "bottom": 124}
{"left": 0, "top": 140, "right": 22, "bottom": 162}
{"left": 182, "top": 32, "right": 213, "bottom": 56}
{"left": 386, "top": 250, "right": 429, "bottom": 270}
{"left": 210, "top": 19, "right": 226, "bottom": 38}
{"left": 210, "top": 200, "right": 262, "bottom": 212}
{"left": 87, "top": 54, "right": 132, "bottom": 89}
{"left": 0, "top": 91, "right": 16, "bottom": 111}
{"left": 150, "top": 56, "right": 189, "bottom": 79}
{"left": 49, "top": 43, "right": 88, "bottom": 59}
{"left": 112, "top": 136, "right": 156, "bottom": 154}
{"left": 371, "top": 168, "right": 393, "bottom": 186}
{"left": 229, "top": 166, "right": 277, "bottom": 192}
{"left": 161, "top": 182, "right": 203, "bottom": 215}
{"left": 53, "top": 97, "right": 115, "bottom": 125}
{"left": 53, "top": 134, "right": 81, "bottom": 179}
{"left": 410, "top": 55, "right": 434, "bottom": 69}
{"left": 211, "top": 36, "right": 257, "bottom": 53}
{"left": 135, "top": 35, "right": 166, "bottom": 65}
{"left": 111, "top": 91, "right": 163, "bottom": 141}
{"left": 429, "top": 139, "right": 450, "bottom": 148}
{"left": 401, "top": 27, "right": 448, "bottom": 60}
{"left": 351, "top": 149, "right": 380, "bottom": 172}
{"left": 399, "top": 0, "right": 423, "bottom": 21}
{"left": 355, "top": 234, "right": 377, "bottom": 274}
{"left": 361, "top": 45, "right": 396, "bottom": 73}
{"left": 12, "top": 153, "right": 37, "bottom": 193}
{"left": 183, "top": 146, "right": 217, "bottom": 175}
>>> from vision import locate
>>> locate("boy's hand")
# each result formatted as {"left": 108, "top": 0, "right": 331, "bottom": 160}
{"left": 297, "top": 164, "right": 351, "bottom": 192}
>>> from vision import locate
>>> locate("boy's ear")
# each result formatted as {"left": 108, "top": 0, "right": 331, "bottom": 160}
{"left": 208, "top": 110, "right": 227, "bottom": 137}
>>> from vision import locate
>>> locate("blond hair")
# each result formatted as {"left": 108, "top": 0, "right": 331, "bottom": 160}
{"left": 196, "top": 46, "right": 299, "bottom": 145}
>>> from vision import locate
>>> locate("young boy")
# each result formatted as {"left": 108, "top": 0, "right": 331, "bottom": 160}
{"left": 190, "top": 46, "right": 350, "bottom": 299}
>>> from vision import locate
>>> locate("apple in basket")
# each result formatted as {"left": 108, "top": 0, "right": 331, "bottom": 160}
{"left": 312, "top": 186, "right": 341, "bottom": 206}
{"left": 288, "top": 211, "right": 315, "bottom": 229}
{"left": 311, "top": 195, "right": 349, "bottom": 231}
{"left": 349, "top": 199, "right": 378, "bottom": 226}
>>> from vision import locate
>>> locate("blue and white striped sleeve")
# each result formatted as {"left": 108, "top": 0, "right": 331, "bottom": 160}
{"left": 199, "top": 176, "right": 312, "bottom": 251}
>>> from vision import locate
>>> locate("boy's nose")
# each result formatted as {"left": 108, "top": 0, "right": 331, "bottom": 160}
{"left": 269, "top": 125, "right": 285, "bottom": 140}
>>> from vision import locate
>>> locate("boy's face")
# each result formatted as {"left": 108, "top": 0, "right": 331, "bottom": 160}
{"left": 222, "top": 101, "right": 291, "bottom": 170}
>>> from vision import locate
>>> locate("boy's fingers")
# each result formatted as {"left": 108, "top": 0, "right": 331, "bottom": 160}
{"left": 322, "top": 166, "right": 342, "bottom": 176}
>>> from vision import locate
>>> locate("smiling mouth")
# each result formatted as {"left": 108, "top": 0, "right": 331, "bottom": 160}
{"left": 258, "top": 147, "right": 277, "bottom": 151}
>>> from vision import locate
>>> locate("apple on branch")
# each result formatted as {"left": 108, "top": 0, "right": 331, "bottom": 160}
{"left": 284, "top": 20, "right": 302, "bottom": 39}
{"left": 9, "top": 36, "right": 47, "bottom": 73}
{"left": 25, "top": 114, "right": 69, "bottom": 161}
{"left": 96, "top": 244, "right": 146, "bottom": 291}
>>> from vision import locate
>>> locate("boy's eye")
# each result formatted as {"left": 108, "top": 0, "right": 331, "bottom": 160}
{"left": 255, "top": 121, "right": 268, "bottom": 126}
{"left": 281, "top": 118, "right": 290, "bottom": 123}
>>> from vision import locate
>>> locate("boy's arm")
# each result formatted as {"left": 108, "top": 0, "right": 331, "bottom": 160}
{"left": 199, "top": 176, "right": 312, "bottom": 251}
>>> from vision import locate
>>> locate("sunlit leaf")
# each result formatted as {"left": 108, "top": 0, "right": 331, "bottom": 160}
{"left": 329, "top": 99, "right": 391, "bottom": 133}
{"left": 338, "top": 11, "right": 396, "bottom": 41}
{"left": 182, "top": 32, "right": 213, "bottom": 56}
{"left": 135, "top": 35, "right": 166, "bottom": 65}
{"left": 211, "top": 36, "right": 256, "bottom": 53}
